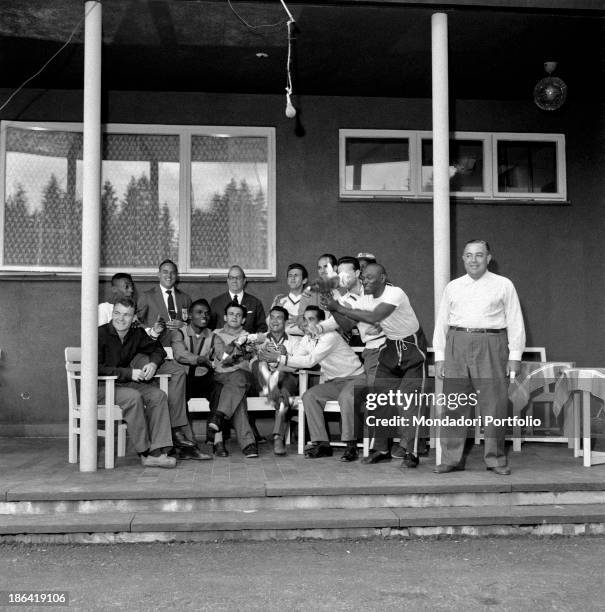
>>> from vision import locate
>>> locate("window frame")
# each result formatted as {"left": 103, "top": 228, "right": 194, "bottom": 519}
{"left": 492, "top": 132, "right": 566, "bottom": 201}
{"left": 339, "top": 129, "right": 566, "bottom": 202}
{"left": 339, "top": 128, "right": 419, "bottom": 198}
{"left": 0, "top": 121, "right": 276, "bottom": 277}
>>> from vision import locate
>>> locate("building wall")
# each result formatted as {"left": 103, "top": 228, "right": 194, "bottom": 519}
{"left": 1, "top": 89, "right": 603, "bottom": 433}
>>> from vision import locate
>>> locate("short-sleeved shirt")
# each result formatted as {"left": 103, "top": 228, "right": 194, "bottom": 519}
{"left": 356, "top": 285, "right": 419, "bottom": 341}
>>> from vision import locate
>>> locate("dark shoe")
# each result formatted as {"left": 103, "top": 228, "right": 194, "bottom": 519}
{"left": 400, "top": 451, "right": 419, "bottom": 469}
{"left": 304, "top": 443, "right": 333, "bottom": 458}
{"left": 340, "top": 447, "right": 359, "bottom": 462}
{"left": 179, "top": 446, "right": 212, "bottom": 461}
{"left": 390, "top": 444, "right": 406, "bottom": 459}
{"left": 361, "top": 450, "right": 391, "bottom": 465}
{"left": 416, "top": 440, "right": 430, "bottom": 457}
{"left": 433, "top": 464, "right": 465, "bottom": 474}
{"left": 486, "top": 465, "right": 511, "bottom": 476}
{"left": 273, "top": 436, "right": 287, "bottom": 456}
{"left": 243, "top": 444, "right": 259, "bottom": 458}
{"left": 213, "top": 442, "right": 229, "bottom": 457}
{"left": 172, "top": 430, "right": 196, "bottom": 449}
{"left": 208, "top": 412, "right": 225, "bottom": 433}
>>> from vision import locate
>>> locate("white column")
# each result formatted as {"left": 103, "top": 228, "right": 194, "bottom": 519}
{"left": 80, "top": 0, "right": 102, "bottom": 472}
{"left": 431, "top": 12, "right": 450, "bottom": 316}
{"left": 432, "top": 12, "right": 450, "bottom": 467}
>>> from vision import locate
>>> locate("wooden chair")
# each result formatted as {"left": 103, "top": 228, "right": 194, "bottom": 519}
{"left": 65, "top": 347, "right": 169, "bottom": 469}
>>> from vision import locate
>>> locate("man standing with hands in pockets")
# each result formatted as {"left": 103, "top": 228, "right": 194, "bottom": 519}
{"left": 432, "top": 239, "right": 525, "bottom": 475}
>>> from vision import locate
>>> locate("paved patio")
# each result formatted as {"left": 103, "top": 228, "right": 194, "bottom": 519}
{"left": 3, "top": 435, "right": 605, "bottom": 501}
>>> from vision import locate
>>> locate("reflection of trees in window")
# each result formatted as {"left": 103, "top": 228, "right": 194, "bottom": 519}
{"left": 190, "top": 178, "right": 267, "bottom": 269}
{"left": 4, "top": 173, "right": 177, "bottom": 267}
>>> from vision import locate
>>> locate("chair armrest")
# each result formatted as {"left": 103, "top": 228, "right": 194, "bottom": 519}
{"left": 154, "top": 373, "right": 171, "bottom": 395}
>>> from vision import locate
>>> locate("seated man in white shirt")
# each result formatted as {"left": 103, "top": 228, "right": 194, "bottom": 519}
{"left": 264, "top": 306, "right": 365, "bottom": 461}
{"left": 98, "top": 272, "right": 135, "bottom": 325}
{"left": 255, "top": 306, "right": 301, "bottom": 456}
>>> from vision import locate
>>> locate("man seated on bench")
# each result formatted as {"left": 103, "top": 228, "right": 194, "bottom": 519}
{"left": 263, "top": 306, "right": 365, "bottom": 461}
{"left": 254, "top": 306, "right": 301, "bottom": 456}
{"left": 98, "top": 298, "right": 176, "bottom": 468}
{"left": 210, "top": 301, "right": 259, "bottom": 458}
{"left": 170, "top": 298, "right": 223, "bottom": 460}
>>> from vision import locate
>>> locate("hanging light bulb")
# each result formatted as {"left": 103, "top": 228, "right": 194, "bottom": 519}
{"left": 285, "top": 92, "right": 296, "bottom": 118}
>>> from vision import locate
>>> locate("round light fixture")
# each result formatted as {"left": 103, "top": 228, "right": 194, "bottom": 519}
{"left": 534, "top": 61, "right": 567, "bottom": 111}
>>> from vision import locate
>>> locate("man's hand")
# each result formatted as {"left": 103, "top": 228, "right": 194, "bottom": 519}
{"left": 366, "top": 322, "right": 383, "bottom": 335}
{"left": 259, "top": 347, "right": 282, "bottom": 362}
{"left": 166, "top": 319, "right": 185, "bottom": 330}
{"left": 196, "top": 355, "right": 211, "bottom": 367}
{"left": 131, "top": 368, "right": 145, "bottom": 382}
{"left": 141, "top": 362, "right": 157, "bottom": 381}
{"left": 507, "top": 360, "right": 521, "bottom": 377}
{"left": 320, "top": 295, "right": 340, "bottom": 312}
{"left": 435, "top": 361, "right": 445, "bottom": 379}
{"left": 152, "top": 315, "right": 166, "bottom": 335}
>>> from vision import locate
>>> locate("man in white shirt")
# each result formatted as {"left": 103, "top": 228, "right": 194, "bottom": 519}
{"left": 432, "top": 239, "right": 526, "bottom": 475}
{"left": 269, "top": 263, "right": 308, "bottom": 337}
{"left": 323, "top": 263, "right": 428, "bottom": 468}
{"left": 265, "top": 306, "right": 364, "bottom": 461}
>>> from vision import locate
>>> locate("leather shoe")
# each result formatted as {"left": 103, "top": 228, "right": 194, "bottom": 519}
{"left": 390, "top": 444, "right": 406, "bottom": 459}
{"left": 433, "top": 464, "right": 465, "bottom": 473}
{"left": 172, "top": 430, "right": 196, "bottom": 449}
{"left": 304, "top": 443, "right": 333, "bottom": 458}
{"left": 273, "top": 435, "right": 287, "bottom": 456}
{"left": 400, "top": 451, "right": 419, "bottom": 469}
{"left": 340, "top": 446, "right": 359, "bottom": 462}
{"left": 486, "top": 465, "right": 511, "bottom": 475}
{"left": 213, "top": 442, "right": 229, "bottom": 457}
{"left": 179, "top": 446, "right": 212, "bottom": 461}
{"left": 361, "top": 450, "right": 391, "bottom": 465}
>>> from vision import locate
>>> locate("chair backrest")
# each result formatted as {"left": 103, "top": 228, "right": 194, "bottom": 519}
{"left": 164, "top": 346, "right": 174, "bottom": 360}
{"left": 65, "top": 346, "right": 82, "bottom": 410}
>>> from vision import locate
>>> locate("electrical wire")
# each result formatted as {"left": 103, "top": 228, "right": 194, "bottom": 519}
{"left": 226, "top": 0, "right": 286, "bottom": 32}
{"left": 0, "top": 4, "right": 95, "bottom": 115}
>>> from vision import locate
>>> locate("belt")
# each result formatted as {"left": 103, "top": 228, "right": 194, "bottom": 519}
{"left": 450, "top": 326, "right": 506, "bottom": 334}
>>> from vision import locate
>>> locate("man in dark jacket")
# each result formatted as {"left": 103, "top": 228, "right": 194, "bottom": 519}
{"left": 98, "top": 297, "right": 176, "bottom": 468}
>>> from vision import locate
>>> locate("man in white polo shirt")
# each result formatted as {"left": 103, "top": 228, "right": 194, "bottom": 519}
{"left": 432, "top": 239, "right": 525, "bottom": 475}
{"left": 264, "top": 305, "right": 365, "bottom": 461}
{"left": 323, "top": 263, "right": 428, "bottom": 468}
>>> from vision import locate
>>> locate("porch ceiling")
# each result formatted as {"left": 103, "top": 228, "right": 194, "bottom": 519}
{"left": 0, "top": 1, "right": 602, "bottom": 101}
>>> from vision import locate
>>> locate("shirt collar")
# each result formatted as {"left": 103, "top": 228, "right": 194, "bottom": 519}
{"left": 160, "top": 284, "right": 176, "bottom": 295}
{"left": 230, "top": 291, "right": 244, "bottom": 302}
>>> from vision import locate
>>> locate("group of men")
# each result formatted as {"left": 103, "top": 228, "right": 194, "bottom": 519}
{"left": 97, "top": 239, "right": 525, "bottom": 476}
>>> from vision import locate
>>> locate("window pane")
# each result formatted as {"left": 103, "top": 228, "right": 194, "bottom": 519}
{"left": 190, "top": 135, "right": 268, "bottom": 270}
{"left": 497, "top": 141, "right": 557, "bottom": 193}
{"left": 100, "top": 133, "right": 180, "bottom": 268}
{"left": 421, "top": 139, "right": 484, "bottom": 193}
{"left": 345, "top": 138, "right": 410, "bottom": 192}
{"left": 4, "top": 127, "right": 83, "bottom": 267}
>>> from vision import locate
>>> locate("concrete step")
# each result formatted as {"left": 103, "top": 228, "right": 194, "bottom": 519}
{"left": 3, "top": 480, "right": 605, "bottom": 516}
{"left": 3, "top": 504, "right": 605, "bottom": 542}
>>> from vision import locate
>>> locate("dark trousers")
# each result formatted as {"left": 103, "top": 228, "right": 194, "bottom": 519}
{"left": 371, "top": 328, "right": 428, "bottom": 452}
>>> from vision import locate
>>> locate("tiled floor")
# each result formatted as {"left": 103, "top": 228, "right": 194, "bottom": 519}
{"left": 2, "top": 435, "right": 605, "bottom": 500}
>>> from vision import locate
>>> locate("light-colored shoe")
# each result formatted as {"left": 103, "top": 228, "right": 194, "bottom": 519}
{"left": 141, "top": 453, "right": 177, "bottom": 469}
{"left": 273, "top": 435, "right": 287, "bottom": 456}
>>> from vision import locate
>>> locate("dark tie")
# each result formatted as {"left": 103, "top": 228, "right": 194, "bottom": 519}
{"left": 166, "top": 290, "right": 177, "bottom": 320}
{"left": 232, "top": 295, "right": 239, "bottom": 305}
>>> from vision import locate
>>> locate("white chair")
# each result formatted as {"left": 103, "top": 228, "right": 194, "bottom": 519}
{"left": 65, "top": 347, "right": 169, "bottom": 469}
{"left": 296, "top": 370, "right": 370, "bottom": 457}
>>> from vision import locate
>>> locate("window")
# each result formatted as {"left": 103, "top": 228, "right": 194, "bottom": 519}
{"left": 419, "top": 132, "right": 489, "bottom": 198}
{"left": 340, "top": 130, "right": 417, "bottom": 197}
{"left": 340, "top": 129, "right": 566, "bottom": 202}
{"left": 0, "top": 122, "right": 276, "bottom": 276}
